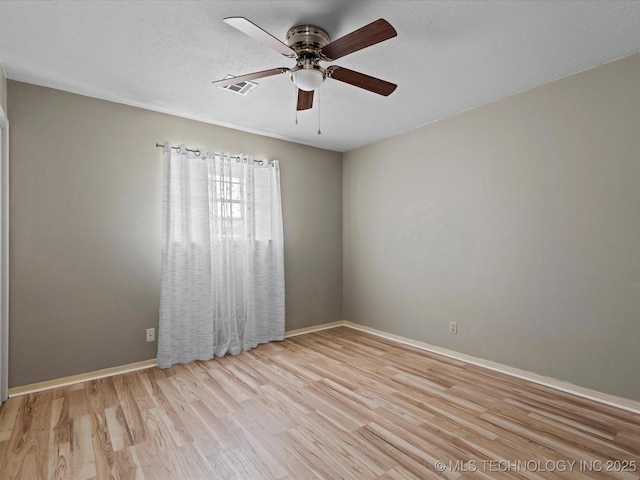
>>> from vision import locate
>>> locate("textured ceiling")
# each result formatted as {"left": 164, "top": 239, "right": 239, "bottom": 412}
{"left": 1, "top": 1, "right": 640, "bottom": 152}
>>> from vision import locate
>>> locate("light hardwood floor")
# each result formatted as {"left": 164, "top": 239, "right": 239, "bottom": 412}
{"left": 0, "top": 327, "right": 639, "bottom": 479}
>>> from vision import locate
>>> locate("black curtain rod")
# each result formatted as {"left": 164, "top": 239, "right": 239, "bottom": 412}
{"left": 155, "top": 143, "right": 272, "bottom": 165}
{"left": 156, "top": 143, "right": 233, "bottom": 158}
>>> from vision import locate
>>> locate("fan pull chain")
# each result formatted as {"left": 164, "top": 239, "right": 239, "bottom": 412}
{"left": 317, "top": 85, "right": 321, "bottom": 135}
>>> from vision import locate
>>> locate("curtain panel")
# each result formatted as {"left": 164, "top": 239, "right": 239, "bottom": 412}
{"left": 158, "top": 144, "right": 285, "bottom": 368}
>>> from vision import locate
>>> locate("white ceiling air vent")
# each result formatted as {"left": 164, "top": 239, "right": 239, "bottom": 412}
{"left": 220, "top": 74, "right": 258, "bottom": 96}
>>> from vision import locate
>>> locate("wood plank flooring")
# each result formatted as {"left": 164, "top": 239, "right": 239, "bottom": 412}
{"left": 1, "top": 327, "right": 639, "bottom": 479}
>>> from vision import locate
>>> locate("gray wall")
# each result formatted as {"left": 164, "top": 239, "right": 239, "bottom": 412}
{"left": 343, "top": 53, "right": 640, "bottom": 402}
{"left": 8, "top": 81, "right": 342, "bottom": 387}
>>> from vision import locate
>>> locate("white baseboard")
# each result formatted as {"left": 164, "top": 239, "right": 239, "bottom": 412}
{"left": 284, "top": 320, "right": 345, "bottom": 338}
{"left": 8, "top": 320, "right": 338, "bottom": 397}
{"left": 338, "top": 321, "right": 640, "bottom": 415}
{"left": 9, "top": 321, "right": 640, "bottom": 415}
{"left": 8, "top": 359, "right": 157, "bottom": 397}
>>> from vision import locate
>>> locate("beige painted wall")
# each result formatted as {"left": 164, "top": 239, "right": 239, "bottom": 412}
{"left": 8, "top": 81, "right": 342, "bottom": 387}
{"left": 343, "top": 53, "right": 640, "bottom": 402}
{"left": 0, "top": 60, "right": 6, "bottom": 113}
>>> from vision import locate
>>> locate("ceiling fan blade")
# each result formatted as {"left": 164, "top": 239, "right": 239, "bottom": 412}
{"left": 327, "top": 66, "right": 397, "bottom": 96}
{"left": 212, "top": 68, "right": 290, "bottom": 87}
{"left": 320, "top": 19, "right": 397, "bottom": 61}
{"left": 297, "top": 89, "right": 314, "bottom": 111}
{"left": 223, "top": 17, "right": 297, "bottom": 58}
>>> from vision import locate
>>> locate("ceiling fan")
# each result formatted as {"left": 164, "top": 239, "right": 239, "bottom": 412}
{"left": 212, "top": 17, "right": 398, "bottom": 111}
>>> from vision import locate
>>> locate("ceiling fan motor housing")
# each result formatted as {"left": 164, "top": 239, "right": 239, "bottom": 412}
{"left": 286, "top": 25, "right": 331, "bottom": 90}
{"left": 286, "top": 25, "right": 331, "bottom": 56}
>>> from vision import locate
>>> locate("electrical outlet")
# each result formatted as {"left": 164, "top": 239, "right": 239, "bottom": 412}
{"left": 449, "top": 321, "right": 458, "bottom": 335}
{"left": 146, "top": 328, "right": 156, "bottom": 342}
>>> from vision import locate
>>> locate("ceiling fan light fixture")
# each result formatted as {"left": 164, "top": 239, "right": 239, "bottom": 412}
{"left": 291, "top": 66, "right": 325, "bottom": 91}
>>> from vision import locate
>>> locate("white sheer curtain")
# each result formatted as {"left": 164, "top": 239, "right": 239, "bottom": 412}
{"left": 158, "top": 143, "right": 285, "bottom": 368}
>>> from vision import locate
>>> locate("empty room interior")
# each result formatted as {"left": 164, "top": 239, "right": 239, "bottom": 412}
{"left": 0, "top": 1, "right": 639, "bottom": 479}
